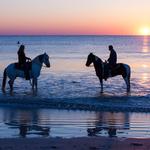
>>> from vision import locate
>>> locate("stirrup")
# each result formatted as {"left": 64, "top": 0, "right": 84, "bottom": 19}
{"left": 25, "top": 77, "right": 30, "bottom": 80}
{"left": 104, "top": 77, "right": 107, "bottom": 81}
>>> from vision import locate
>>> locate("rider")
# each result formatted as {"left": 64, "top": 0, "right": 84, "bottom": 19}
{"left": 107, "top": 45, "right": 117, "bottom": 68}
{"left": 17, "top": 45, "right": 31, "bottom": 80}
{"left": 104, "top": 45, "right": 117, "bottom": 80}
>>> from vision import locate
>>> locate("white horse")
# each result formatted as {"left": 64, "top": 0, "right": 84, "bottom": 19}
{"left": 2, "top": 53, "right": 50, "bottom": 92}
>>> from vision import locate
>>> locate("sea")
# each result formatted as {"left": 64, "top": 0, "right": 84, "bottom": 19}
{"left": 0, "top": 35, "right": 150, "bottom": 138}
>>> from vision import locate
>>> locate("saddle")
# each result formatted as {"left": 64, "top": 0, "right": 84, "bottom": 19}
{"left": 15, "top": 62, "right": 32, "bottom": 80}
{"left": 14, "top": 62, "right": 32, "bottom": 71}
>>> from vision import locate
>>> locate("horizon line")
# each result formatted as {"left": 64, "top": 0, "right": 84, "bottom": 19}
{"left": 0, "top": 34, "right": 148, "bottom": 36}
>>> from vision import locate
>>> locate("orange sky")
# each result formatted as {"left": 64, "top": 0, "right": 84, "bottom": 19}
{"left": 0, "top": 0, "right": 150, "bottom": 35}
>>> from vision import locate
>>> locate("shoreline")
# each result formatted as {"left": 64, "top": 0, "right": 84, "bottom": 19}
{"left": 0, "top": 136, "right": 150, "bottom": 150}
{"left": 0, "top": 96, "right": 150, "bottom": 112}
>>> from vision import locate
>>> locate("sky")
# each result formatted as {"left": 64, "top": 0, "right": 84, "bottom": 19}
{"left": 0, "top": 0, "right": 150, "bottom": 35}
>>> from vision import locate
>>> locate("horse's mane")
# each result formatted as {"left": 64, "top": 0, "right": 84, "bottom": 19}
{"left": 93, "top": 54, "right": 103, "bottom": 63}
{"left": 32, "top": 54, "right": 44, "bottom": 63}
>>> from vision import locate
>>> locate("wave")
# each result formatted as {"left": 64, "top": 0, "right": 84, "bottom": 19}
{"left": 0, "top": 95, "right": 150, "bottom": 112}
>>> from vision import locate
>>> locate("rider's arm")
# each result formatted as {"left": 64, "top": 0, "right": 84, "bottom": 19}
{"left": 26, "top": 57, "right": 31, "bottom": 61}
{"left": 107, "top": 56, "right": 110, "bottom": 63}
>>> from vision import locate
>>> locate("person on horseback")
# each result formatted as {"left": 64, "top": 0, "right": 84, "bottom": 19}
{"left": 104, "top": 45, "right": 117, "bottom": 80}
{"left": 107, "top": 45, "right": 117, "bottom": 68}
{"left": 17, "top": 45, "right": 31, "bottom": 80}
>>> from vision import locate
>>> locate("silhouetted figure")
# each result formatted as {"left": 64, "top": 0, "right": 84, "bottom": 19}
{"left": 17, "top": 45, "right": 31, "bottom": 80}
{"left": 104, "top": 45, "right": 117, "bottom": 80}
{"left": 107, "top": 45, "right": 117, "bottom": 68}
{"left": 17, "top": 41, "right": 20, "bottom": 45}
{"left": 86, "top": 52, "right": 131, "bottom": 93}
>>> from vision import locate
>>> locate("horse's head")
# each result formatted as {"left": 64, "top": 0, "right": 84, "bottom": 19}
{"left": 39, "top": 53, "right": 50, "bottom": 68}
{"left": 86, "top": 53, "right": 95, "bottom": 67}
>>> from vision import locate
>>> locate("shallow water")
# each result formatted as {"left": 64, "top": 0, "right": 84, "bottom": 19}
{"left": 0, "top": 107, "right": 150, "bottom": 138}
{"left": 0, "top": 36, "right": 150, "bottom": 111}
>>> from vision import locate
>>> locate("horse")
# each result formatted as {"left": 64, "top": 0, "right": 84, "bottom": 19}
{"left": 2, "top": 53, "right": 50, "bottom": 92}
{"left": 86, "top": 53, "right": 131, "bottom": 93}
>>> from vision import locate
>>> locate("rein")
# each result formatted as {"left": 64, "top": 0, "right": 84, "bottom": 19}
{"left": 32, "top": 56, "right": 48, "bottom": 68}
{"left": 33, "top": 62, "right": 47, "bottom": 68}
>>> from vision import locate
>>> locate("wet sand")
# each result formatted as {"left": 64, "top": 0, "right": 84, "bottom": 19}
{"left": 0, "top": 137, "right": 149, "bottom": 150}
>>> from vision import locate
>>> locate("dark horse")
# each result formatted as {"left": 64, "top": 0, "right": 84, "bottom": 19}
{"left": 86, "top": 53, "right": 131, "bottom": 93}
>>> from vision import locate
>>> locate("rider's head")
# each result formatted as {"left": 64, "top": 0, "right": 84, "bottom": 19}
{"left": 108, "top": 45, "right": 113, "bottom": 51}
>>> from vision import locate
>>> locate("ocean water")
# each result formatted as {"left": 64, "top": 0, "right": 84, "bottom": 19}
{"left": 0, "top": 35, "right": 150, "bottom": 110}
{"left": 0, "top": 35, "right": 150, "bottom": 138}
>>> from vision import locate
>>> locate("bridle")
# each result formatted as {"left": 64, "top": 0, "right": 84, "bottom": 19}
{"left": 32, "top": 56, "right": 49, "bottom": 68}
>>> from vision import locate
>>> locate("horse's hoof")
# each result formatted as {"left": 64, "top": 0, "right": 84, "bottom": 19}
{"left": 127, "top": 89, "right": 130, "bottom": 93}
{"left": 127, "top": 90, "right": 131, "bottom": 94}
{"left": 100, "top": 91, "right": 104, "bottom": 94}
{"left": 2, "top": 88, "right": 5, "bottom": 93}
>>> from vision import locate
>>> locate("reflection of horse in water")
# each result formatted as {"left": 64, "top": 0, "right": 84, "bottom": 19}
{"left": 86, "top": 53, "right": 131, "bottom": 93}
{"left": 5, "top": 121, "right": 50, "bottom": 138}
{"left": 4, "top": 109, "right": 50, "bottom": 138}
{"left": 2, "top": 53, "right": 50, "bottom": 92}
{"left": 87, "top": 112, "right": 129, "bottom": 137}
{"left": 19, "top": 124, "right": 50, "bottom": 138}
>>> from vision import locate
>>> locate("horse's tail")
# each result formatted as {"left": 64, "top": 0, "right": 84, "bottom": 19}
{"left": 122, "top": 64, "right": 131, "bottom": 78}
{"left": 126, "top": 64, "right": 131, "bottom": 79}
{"left": 123, "top": 64, "right": 131, "bottom": 92}
{"left": 2, "top": 68, "right": 7, "bottom": 92}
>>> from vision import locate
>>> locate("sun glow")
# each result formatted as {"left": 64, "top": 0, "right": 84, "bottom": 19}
{"left": 140, "top": 27, "right": 150, "bottom": 35}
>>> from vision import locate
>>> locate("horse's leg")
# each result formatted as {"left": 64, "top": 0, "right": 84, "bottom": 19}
{"left": 99, "top": 78, "right": 103, "bottom": 93}
{"left": 123, "top": 76, "right": 130, "bottom": 93}
{"left": 8, "top": 79, "right": 15, "bottom": 92}
{"left": 35, "top": 78, "right": 38, "bottom": 91}
{"left": 127, "top": 77, "right": 130, "bottom": 92}
{"left": 32, "top": 78, "right": 35, "bottom": 90}
{"left": 32, "top": 78, "right": 37, "bottom": 91}
{"left": 2, "top": 69, "right": 7, "bottom": 93}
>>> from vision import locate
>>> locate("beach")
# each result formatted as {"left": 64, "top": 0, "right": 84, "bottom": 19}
{"left": 0, "top": 137, "right": 150, "bottom": 150}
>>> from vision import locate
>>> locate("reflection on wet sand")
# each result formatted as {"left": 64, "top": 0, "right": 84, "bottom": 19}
{"left": 87, "top": 112, "right": 129, "bottom": 137}
{"left": 0, "top": 108, "right": 150, "bottom": 138}
{"left": 4, "top": 109, "right": 50, "bottom": 138}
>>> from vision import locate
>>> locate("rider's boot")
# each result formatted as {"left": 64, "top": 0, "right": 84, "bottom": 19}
{"left": 25, "top": 71, "right": 30, "bottom": 80}
{"left": 104, "top": 70, "right": 111, "bottom": 81}
{"left": 108, "top": 70, "right": 111, "bottom": 77}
